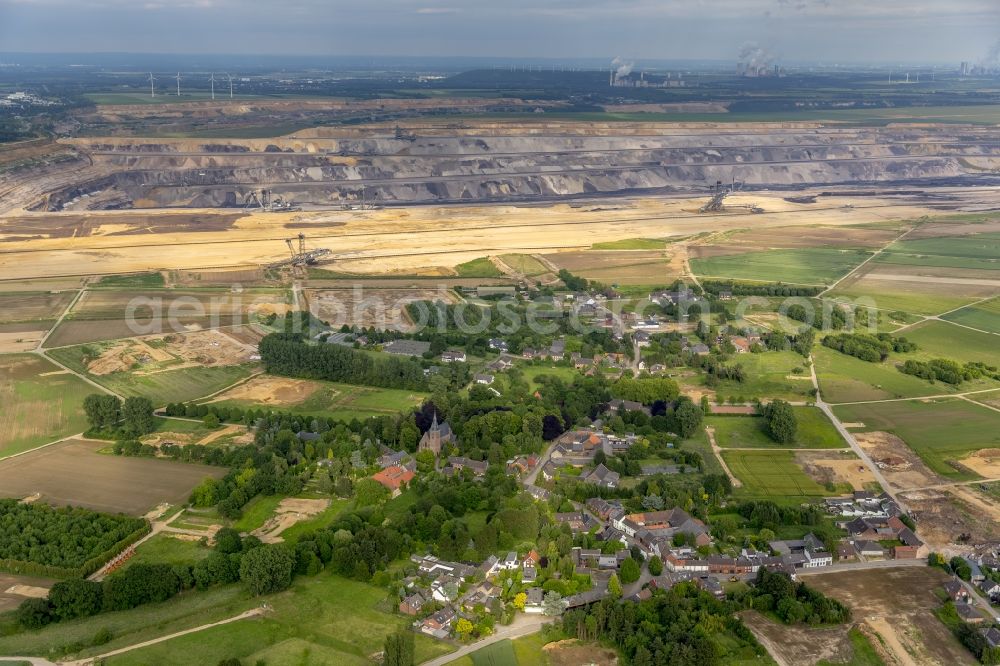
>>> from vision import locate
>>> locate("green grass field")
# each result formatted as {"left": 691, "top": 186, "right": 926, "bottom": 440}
{"left": 591, "top": 238, "right": 668, "bottom": 250}
{"left": 498, "top": 254, "right": 548, "bottom": 276}
{"left": 833, "top": 399, "right": 1000, "bottom": 480}
{"left": 877, "top": 233, "right": 1000, "bottom": 272}
{"left": 447, "top": 634, "right": 553, "bottom": 666}
{"left": 0, "top": 354, "right": 95, "bottom": 459}
{"left": 942, "top": 298, "right": 1000, "bottom": 334}
{"left": 102, "top": 573, "right": 453, "bottom": 666}
{"left": 455, "top": 257, "right": 504, "bottom": 278}
{"left": 92, "top": 272, "right": 166, "bottom": 289}
{"left": 128, "top": 534, "right": 211, "bottom": 568}
{"left": 722, "top": 449, "right": 836, "bottom": 501}
{"left": 689, "top": 248, "right": 871, "bottom": 285}
{"left": 825, "top": 282, "right": 981, "bottom": 317}
{"left": 707, "top": 407, "right": 845, "bottom": 449}
{"left": 231, "top": 495, "right": 285, "bottom": 532}
{"left": 814, "top": 346, "right": 956, "bottom": 403}
{"left": 682, "top": 351, "right": 816, "bottom": 402}
{"left": 903, "top": 320, "right": 1000, "bottom": 366}
{"left": 205, "top": 378, "right": 427, "bottom": 420}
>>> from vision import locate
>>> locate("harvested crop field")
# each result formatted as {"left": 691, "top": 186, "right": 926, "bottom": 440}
{"left": 802, "top": 567, "right": 975, "bottom": 666}
{"left": 305, "top": 287, "right": 457, "bottom": 330}
{"left": 542, "top": 249, "right": 678, "bottom": 285}
{"left": 0, "top": 323, "right": 48, "bottom": 353}
{"left": 0, "top": 437, "right": 227, "bottom": 515}
{"left": 0, "top": 354, "right": 94, "bottom": 459}
{"left": 0, "top": 291, "right": 75, "bottom": 324}
{"left": 714, "top": 224, "right": 902, "bottom": 250}
{"left": 0, "top": 192, "right": 957, "bottom": 281}
{"left": 44, "top": 288, "right": 287, "bottom": 346}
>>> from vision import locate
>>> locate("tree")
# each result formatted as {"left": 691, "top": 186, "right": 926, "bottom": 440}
{"left": 48, "top": 578, "right": 103, "bottom": 621}
{"left": 239, "top": 544, "right": 295, "bottom": 596}
{"left": 674, "top": 399, "right": 703, "bottom": 438}
{"left": 384, "top": 629, "right": 415, "bottom": 666}
{"left": 214, "top": 527, "right": 242, "bottom": 554}
{"left": 83, "top": 394, "right": 122, "bottom": 430}
{"left": 122, "top": 396, "right": 155, "bottom": 435}
{"left": 354, "top": 478, "right": 390, "bottom": 507}
{"left": 17, "top": 597, "right": 51, "bottom": 629}
{"left": 607, "top": 573, "right": 623, "bottom": 600}
{"left": 619, "top": 557, "right": 641, "bottom": 584}
{"left": 648, "top": 555, "right": 663, "bottom": 577}
{"left": 542, "top": 590, "right": 568, "bottom": 616}
{"left": 455, "top": 617, "right": 475, "bottom": 640}
{"left": 763, "top": 399, "right": 797, "bottom": 444}
{"left": 513, "top": 592, "right": 527, "bottom": 610}
{"left": 189, "top": 477, "right": 220, "bottom": 507}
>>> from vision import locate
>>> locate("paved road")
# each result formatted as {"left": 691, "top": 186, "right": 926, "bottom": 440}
{"left": 419, "top": 614, "right": 550, "bottom": 666}
{"left": 808, "top": 355, "right": 907, "bottom": 513}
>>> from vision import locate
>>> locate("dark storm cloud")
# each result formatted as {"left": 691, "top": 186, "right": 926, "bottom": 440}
{"left": 0, "top": 0, "right": 997, "bottom": 63}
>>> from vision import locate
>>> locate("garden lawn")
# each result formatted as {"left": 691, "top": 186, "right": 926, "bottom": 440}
{"left": 833, "top": 398, "right": 1000, "bottom": 480}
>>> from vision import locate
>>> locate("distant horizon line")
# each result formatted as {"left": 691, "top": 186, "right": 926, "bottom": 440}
{"left": 0, "top": 51, "right": 967, "bottom": 69}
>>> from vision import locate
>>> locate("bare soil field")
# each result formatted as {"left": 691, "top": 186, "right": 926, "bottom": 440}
{"left": 855, "top": 431, "right": 948, "bottom": 490}
{"left": 0, "top": 291, "right": 75, "bottom": 324}
{"left": 804, "top": 567, "right": 976, "bottom": 666}
{"left": 0, "top": 193, "right": 952, "bottom": 280}
{"left": 0, "top": 326, "right": 47, "bottom": 352}
{"left": 206, "top": 375, "right": 322, "bottom": 408}
{"left": 83, "top": 329, "right": 259, "bottom": 376}
{"left": 897, "top": 486, "right": 1000, "bottom": 553}
{"left": 796, "top": 450, "right": 876, "bottom": 491}
{"left": 0, "top": 437, "right": 227, "bottom": 515}
{"left": 542, "top": 639, "right": 618, "bottom": 666}
{"left": 740, "top": 611, "right": 856, "bottom": 665}
{"left": 958, "top": 448, "right": 1000, "bottom": 477}
{"left": 252, "top": 498, "right": 330, "bottom": 543}
{"left": 908, "top": 218, "right": 1000, "bottom": 239}
{"left": 171, "top": 267, "right": 266, "bottom": 286}
{"left": 0, "top": 573, "right": 56, "bottom": 614}
{"left": 306, "top": 287, "right": 457, "bottom": 329}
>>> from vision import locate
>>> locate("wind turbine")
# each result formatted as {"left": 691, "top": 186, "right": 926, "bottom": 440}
{"left": 226, "top": 73, "right": 233, "bottom": 99}
{"left": 148, "top": 72, "right": 156, "bottom": 98}
{"left": 209, "top": 73, "right": 215, "bottom": 100}
{"left": 175, "top": 72, "right": 181, "bottom": 97}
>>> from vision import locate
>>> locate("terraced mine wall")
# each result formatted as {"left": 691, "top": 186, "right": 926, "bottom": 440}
{"left": 27, "top": 125, "right": 1000, "bottom": 210}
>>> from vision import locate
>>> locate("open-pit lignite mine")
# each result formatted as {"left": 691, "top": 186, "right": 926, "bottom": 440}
{"left": 5, "top": 122, "right": 1000, "bottom": 213}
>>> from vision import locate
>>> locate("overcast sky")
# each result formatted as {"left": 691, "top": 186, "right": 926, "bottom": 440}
{"left": 0, "top": 0, "right": 998, "bottom": 65}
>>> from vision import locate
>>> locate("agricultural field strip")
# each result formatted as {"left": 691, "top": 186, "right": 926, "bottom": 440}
{"left": 826, "top": 386, "right": 1000, "bottom": 406}
{"left": 819, "top": 224, "right": 917, "bottom": 296}
{"left": 36, "top": 279, "right": 89, "bottom": 349}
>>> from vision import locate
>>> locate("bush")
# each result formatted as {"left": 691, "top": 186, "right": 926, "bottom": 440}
{"left": 17, "top": 597, "right": 52, "bottom": 629}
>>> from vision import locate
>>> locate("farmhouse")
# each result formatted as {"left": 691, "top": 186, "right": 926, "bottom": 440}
{"left": 371, "top": 465, "right": 414, "bottom": 493}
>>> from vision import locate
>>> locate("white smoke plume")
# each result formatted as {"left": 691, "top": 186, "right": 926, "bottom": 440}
{"left": 611, "top": 56, "right": 634, "bottom": 78}
{"left": 738, "top": 42, "right": 776, "bottom": 70}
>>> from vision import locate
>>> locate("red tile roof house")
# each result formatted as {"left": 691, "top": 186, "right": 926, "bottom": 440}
{"left": 371, "top": 465, "right": 415, "bottom": 495}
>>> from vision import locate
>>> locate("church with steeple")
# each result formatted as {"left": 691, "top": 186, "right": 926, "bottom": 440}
{"left": 418, "top": 412, "right": 454, "bottom": 456}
